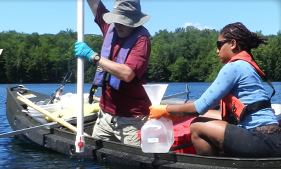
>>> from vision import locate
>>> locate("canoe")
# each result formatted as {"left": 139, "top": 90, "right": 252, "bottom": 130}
{"left": 5, "top": 85, "right": 281, "bottom": 169}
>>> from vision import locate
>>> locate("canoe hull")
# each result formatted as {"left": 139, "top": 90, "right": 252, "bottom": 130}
{"left": 5, "top": 85, "right": 281, "bottom": 169}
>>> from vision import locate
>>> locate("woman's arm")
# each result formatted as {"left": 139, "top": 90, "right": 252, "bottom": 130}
{"left": 167, "top": 102, "right": 199, "bottom": 117}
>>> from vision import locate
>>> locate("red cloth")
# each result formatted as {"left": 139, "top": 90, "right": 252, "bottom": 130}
{"left": 94, "top": 2, "right": 151, "bottom": 117}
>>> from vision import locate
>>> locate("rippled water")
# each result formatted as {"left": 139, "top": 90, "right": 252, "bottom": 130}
{"left": 0, "top": 82, "right": 280, "bottom": 168}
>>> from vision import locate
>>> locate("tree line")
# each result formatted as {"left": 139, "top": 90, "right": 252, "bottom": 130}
{"left": 0, "top": 27, "right": 280, "bottom": 84}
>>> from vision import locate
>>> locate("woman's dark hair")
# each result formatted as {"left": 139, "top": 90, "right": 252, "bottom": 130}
{"left": 220, "top": 23, "right": 275, "bottom": 98}
{"left": 220, "top": 22, "right": 267, "bottom": 56}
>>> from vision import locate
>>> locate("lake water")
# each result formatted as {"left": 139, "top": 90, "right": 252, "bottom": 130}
{"left": 0, "top": 82, "right": 280, "bottom": 168}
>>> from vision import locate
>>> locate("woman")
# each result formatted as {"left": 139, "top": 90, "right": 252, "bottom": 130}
{"left": 149, "top": 22, "right": 281, "bottom": 157}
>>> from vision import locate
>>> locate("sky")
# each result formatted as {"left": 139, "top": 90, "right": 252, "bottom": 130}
{"left": 0, "top": 0, "right": 280, "bottom": 36}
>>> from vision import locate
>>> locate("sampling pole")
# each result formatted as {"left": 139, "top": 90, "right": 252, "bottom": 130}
{"left": 75, "top": 0, "right": 85, "bottom": 153}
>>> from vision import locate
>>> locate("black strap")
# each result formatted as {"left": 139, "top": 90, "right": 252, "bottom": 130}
{"left": 238, "top": 69, "right": 275, "bottom": 122}
{"left": 240, "top": 100, "right": 271, "bottom": 121}
{"left": 237, "top": 68, "right": 275, "bottom": 122}
{"left": 169, "top": 141, "right": 193, "bottom": 151}
{"left": 89, "top": 85, "right": 98, "bottom": 104}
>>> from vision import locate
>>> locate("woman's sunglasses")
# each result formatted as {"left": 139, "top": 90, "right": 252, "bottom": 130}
{"left": 217, "top": 40, "right": 230, "bottom": 50}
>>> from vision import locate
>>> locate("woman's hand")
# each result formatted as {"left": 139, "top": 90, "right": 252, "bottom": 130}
{"left": 148, "top": 104, "right": 170, "bottom": 120}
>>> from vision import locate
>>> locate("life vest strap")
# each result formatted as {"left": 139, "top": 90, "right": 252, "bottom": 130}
{"left": 89, "top": 85, "right": 98, "bottom": 104}
{"left": 240, "top": 100, "right": 271, "bottom": 121}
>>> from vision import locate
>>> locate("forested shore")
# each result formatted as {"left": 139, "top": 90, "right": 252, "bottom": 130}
{"left": 0, "top": 27, "right": 280, "bottom": 84}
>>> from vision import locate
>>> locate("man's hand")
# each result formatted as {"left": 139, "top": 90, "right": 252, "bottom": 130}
{"left": 74, "top": 42, "right": 95, "bottom": 62}
{"left": 148, "top": 104, "right": 170, "bottom": 120}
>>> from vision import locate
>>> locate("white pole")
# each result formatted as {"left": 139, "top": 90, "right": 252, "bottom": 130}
{"left": 75, "top": 0, "right": 85, "bottom": 153}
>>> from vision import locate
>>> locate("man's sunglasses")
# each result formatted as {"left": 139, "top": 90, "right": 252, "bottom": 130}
{"left": 217, "top": 40, "right": 230, "bottom": 50}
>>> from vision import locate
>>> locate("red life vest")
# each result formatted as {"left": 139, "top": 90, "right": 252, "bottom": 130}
{"left": 220, "top": 51, "right": 268, "bottom": 123}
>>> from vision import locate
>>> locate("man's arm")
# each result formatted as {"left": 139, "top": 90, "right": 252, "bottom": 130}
{"left": 87, "top": 0, "right": 101, "bottom": 17}
{"left": 96, "top": 56, "right": 136, "bottom": 83}
{"left": 93, "top": 36, "right": 150, "bottom": 83}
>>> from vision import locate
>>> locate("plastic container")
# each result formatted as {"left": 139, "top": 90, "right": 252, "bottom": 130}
{"left": 141, "top": 117, "right": 174, "bottom": 153}
{"left": 138, "top": 116, "right": 197, "bottom": 154}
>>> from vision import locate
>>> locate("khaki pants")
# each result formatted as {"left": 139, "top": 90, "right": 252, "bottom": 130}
{"left": 92, "top": 109, "right": 148, "bottom": 146}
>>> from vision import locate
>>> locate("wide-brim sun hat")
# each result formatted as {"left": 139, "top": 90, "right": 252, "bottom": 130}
{"left": 103, "top": 0, "right": 151, "bottom": 28}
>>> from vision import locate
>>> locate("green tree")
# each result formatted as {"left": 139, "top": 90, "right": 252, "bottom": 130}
{"left": 0, "top": 28, "right": 280, "bottom": 83}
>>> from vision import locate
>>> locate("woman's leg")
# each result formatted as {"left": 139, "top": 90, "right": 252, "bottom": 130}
{"left": 190, "top": 110, "right": 227, "bottom": 156}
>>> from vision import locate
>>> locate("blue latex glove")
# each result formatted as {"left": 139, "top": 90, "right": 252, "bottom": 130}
{"left": 74, "top": 42, "right": 95, "bottom": 62}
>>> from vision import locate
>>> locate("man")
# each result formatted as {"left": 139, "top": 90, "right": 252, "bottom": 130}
{"left": 74, "top": 0, "right": 151, "bottom": 146}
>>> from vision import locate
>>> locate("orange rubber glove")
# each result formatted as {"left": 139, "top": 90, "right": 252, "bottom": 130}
{"left": 148, "top": 104, "right": 170, "bottom": 120}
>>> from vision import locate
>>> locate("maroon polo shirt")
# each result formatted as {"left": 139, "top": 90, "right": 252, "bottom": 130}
{"left": 94, "top": 2, "right": 151, "bottom": 117}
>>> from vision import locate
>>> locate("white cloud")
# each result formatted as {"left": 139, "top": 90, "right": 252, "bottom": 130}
{"left": 183, "top": 22, "right": 213, "bottom": 30}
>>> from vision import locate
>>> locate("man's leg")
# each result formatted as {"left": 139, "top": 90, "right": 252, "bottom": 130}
{"left": 114, "top": 116, "right": 148, "bottom": 146}
{"left": 92, "top": 110, "right": 119, "bottom": 142}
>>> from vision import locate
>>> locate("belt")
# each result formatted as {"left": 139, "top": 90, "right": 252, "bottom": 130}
{"left": 110, "top": 115, "right": 116, "bottom": 124}
{"left": 255, "top": 124, "right": 281, "bottom": 134}
{"left": 98, "top": 110, "right": 117, "bottom": 124}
